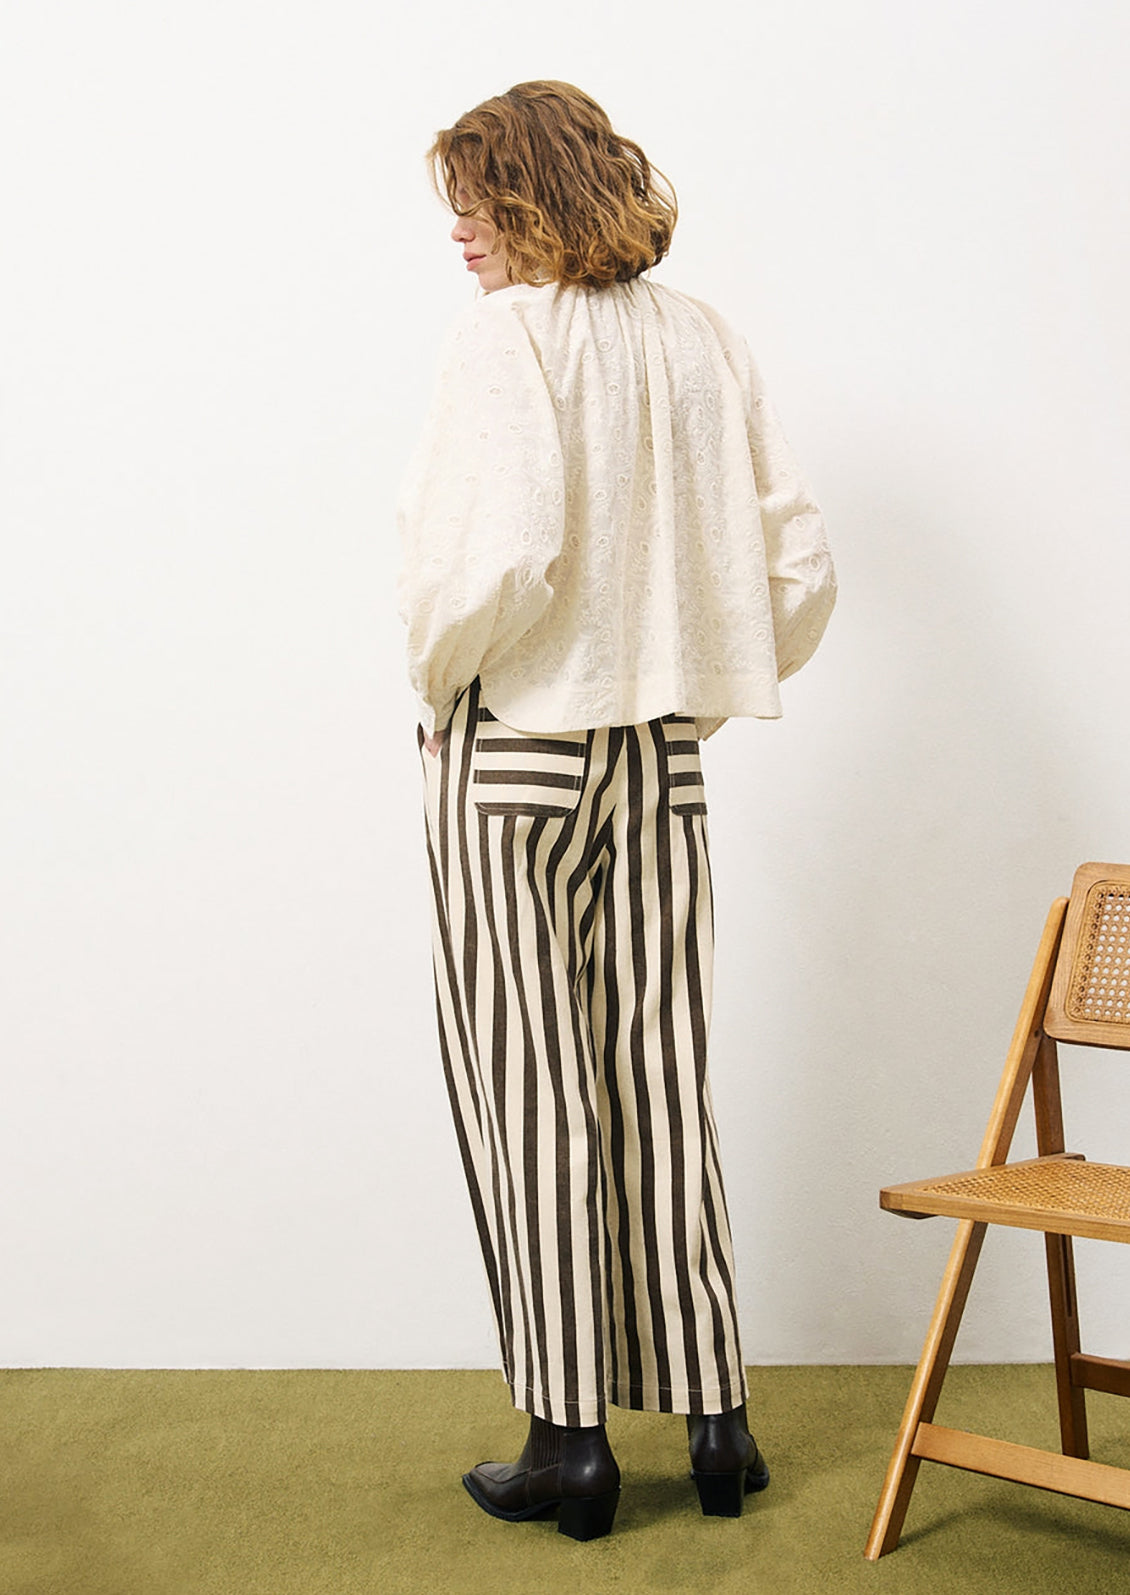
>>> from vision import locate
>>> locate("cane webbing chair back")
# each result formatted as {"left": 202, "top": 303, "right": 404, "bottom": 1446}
{"left": 1046, "top": 862, "right": 1130, "bottom": 1047}
{"left": 866, "top": 862, "right": 1130, "bottom": 1560}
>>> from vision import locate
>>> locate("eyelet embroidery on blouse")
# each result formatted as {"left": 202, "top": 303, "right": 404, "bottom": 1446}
{"left": 398, "top": 280, "right": 835, "bottom": 738}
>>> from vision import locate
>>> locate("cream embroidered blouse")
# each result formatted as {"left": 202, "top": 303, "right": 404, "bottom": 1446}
{"left": 397, "top": 278, "right": 835, "bottom": 739}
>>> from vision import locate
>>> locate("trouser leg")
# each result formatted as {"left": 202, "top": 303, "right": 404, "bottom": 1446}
{"left": 586, "top": 719, "right": 746, "bottom": 1416}
{"left": 422, "top": 682, "right": 610, "bottom": 1424}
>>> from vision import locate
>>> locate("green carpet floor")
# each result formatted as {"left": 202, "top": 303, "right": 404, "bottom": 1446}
{"left": 2, "top": 1365, "right": 1129, "bottom": 1594}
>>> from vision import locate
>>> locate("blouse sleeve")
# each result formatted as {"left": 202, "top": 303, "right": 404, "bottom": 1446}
{"left": 685, "top": 297, "right": 837, "bottom": 684}
{"left": 396, "top": 299, "right": 566, "bottom": 736}
{"left": 740, "top": 348, "right": 837, "bottom": 682}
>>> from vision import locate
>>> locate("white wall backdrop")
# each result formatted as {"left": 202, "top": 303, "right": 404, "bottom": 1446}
{"left": 3, "top": 0, "right": 1129, "bottom": 1370}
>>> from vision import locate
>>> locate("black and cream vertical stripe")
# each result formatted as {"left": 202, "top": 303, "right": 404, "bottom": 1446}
{"left": 420, "top": 679, "right": 746, "bottom": 1427}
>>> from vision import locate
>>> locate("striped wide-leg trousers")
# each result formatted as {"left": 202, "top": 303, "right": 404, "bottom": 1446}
{"left": 420, "top": 679, "right": 746, "bottom": 1427}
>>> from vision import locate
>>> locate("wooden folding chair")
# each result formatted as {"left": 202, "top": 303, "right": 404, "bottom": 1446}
{"left": 865, "top": 861, "right": 1130, "bottom": 1559}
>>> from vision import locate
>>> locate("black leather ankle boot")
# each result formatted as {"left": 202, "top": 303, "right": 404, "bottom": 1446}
{"left": 463, "top": 1415, "right": 621, "bottom": 1541}
{"left": 687, "top": 1404, "right": 770, "bottom": 1517}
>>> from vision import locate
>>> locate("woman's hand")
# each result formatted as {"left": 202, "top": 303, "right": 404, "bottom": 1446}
{"left": 422, "top": 729, "right": 447, "bottom": 758}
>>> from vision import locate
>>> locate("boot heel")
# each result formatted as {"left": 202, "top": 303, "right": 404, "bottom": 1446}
{"left": 557, "top": 1488, "right": 620, "bottom": 1541}
{"left": 693, "top": 1468, "right": 747, "bottom": 1517}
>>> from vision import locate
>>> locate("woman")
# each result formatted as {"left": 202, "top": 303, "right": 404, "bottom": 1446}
{"left": 398, "top": 81, "right": 835, "bottom": 1541}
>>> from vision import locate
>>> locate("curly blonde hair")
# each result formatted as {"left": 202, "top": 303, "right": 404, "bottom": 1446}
{"left": 428, "top": 81, "right": 677, "bottom": 290}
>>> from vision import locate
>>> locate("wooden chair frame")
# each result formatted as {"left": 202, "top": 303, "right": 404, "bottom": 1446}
{"left": 866, "top": 864, "right": 1130, "bottom": 1559}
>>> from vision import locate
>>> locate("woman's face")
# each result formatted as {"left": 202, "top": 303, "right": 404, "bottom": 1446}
{"left": 450, "top": 184, "right": 511, "bottom": 293}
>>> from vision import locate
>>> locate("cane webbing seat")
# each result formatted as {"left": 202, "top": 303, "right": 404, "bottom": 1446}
{"left": 883, "top": 1155, "right": 1130, "bottom": 1240}
{"left": 866, "top": 862, "right": 1130, "bottom": 1560}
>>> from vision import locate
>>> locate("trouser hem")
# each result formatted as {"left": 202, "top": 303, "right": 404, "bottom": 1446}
{"left": 509, "top": 1369, "right": 750, "bottom": 1427}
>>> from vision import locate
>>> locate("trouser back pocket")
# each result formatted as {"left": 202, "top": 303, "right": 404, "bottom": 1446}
{"left": 661, "top": 715, "right": 707, "bottom": 814}
{"left": 472, "top": 707, "right": 590, "bottom": 817}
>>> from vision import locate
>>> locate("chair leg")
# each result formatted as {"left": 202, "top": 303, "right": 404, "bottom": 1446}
{"left": 865, "top": 1220, "right": 987, "bottom": 1560}
{"left": 1046, "top": 1231, "right": 1089, "bottom": 1458}
{"left": 1028, "top": 1028, "right": 1090, "bottom": 1460}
